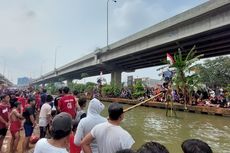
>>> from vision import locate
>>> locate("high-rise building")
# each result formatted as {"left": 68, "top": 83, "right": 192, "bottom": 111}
{"left": 17, "top": 77, "right": 32, "bottom": 86}
{"left": 134, "top": 77, "right": 163, "bottom": 87}
{"left": 127, "top": 76, "right": 133, "bottom": 87}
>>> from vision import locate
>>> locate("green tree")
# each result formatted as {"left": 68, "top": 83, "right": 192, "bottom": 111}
{"left": 68, "top": 82, "right": 86, "bottom": 93}
{"left": 133, "top": 80, "right": 145, "bottom": 98}
{"left": 102, "top": 82, "right": 121, "bottom": 97}
{"left": 171, "top": 46, "right": 203, "bottom": 106}
{"left": 46, "top": 83, "right": 58, "bottom": 95}
{"left": 74, "top": 83, "right": 86, "bottom": 93}
{"left": 225, "top": 84, "right": 230, "bottom": 99}
{"left": 81, "top": 73, "right": 88, "bottom": 84}
{"left": 58, "top": 77, "right": 65, "bottom": 82}
{"left": 196, "top": 56, "right": 230, "bottom": 88}
{"left": 85, "top": 82, "right": 96, "bottom": 95}
{"left": 68, "top": 82, "right": 76, "bottom": 92}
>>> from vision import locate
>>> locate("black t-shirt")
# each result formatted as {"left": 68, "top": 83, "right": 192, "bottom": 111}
{"left": 23, "top": 106, "right": 34, "bottom": 125}
{"left": 54, "top": 95, "right": 62, "bottom": 108}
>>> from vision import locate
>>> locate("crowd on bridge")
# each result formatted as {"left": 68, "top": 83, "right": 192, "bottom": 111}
{"left": 0, "top": 86, "right": 215, "bottom": 153}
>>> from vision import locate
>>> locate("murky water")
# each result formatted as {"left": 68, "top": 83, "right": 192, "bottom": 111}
{"left": 101, "top": 102, "right": 230, "bottom": 153}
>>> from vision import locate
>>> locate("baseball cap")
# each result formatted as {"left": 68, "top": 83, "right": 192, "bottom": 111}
{"left": 52, "top": 112, "right": 72, "bottom": 139}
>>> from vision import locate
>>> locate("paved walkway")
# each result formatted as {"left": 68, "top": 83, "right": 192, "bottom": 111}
{"left": 1, "top": 126, "right": 39, "bottom": 153}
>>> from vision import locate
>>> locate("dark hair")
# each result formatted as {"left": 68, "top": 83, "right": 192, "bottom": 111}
{"left": 46, "top": 95, "right": 53, "bottom": 102}
{"left": 78, "top": 98, "right": 87, "bottom": 107}
{"left": 181, "top": 139, "right": 213, "bottom": 153}
{"left": 63, "top": 87, "right": 69, "bottom": 94}
{"left": 52, "top": 130, "right": 71, "bottom": 140}
{"left": 137, "top": 141, "right": 169, "bottom": 153}
{"left": 116, "top": 149, "right": 136, "bottom": 153}
{"left": 13, "top": 102, "right": 21, "bottom": 108}
{"left": 108, "top": 103, "right": 123, "bottom": 120}
{"left": 0, "top": 94, "right": 9, "bottom": 101}
{"left": 42, "top": 89, "right": 47, "bottom": 93}
{"left": 10, "top": 97, "right": 18, "bottom": 108}
{"left": 27, "top": 97, "right": 35, "bottom": 104}
{"left": 73, "top": 90, "right": 79, "bottom": 96}
{"left": 58, "top": 88, "right": 63, "bottom": 94}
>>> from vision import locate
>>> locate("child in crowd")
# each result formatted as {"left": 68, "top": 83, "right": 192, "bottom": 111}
{"left": 9, "top": 102, "right": 24, "bottom": 153}
{"left": 22, "top": 97, "right": 36, "bottom": 153}
{"left": 75, "top": 98, "right": 87, "bottom": 123}
{"left": 39, "top": 95, "right": 53, "bottom": 138}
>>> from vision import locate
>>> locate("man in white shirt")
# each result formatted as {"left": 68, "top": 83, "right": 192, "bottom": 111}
{"left": 39, "top": 95, "right": 53, "bottom": 138}
{"left": 81, "top": 102, "right": 135, "bottom": 153}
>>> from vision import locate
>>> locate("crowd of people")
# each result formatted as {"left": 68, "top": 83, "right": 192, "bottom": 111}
{"left": 0, "top": 86, "right": 214, "bottom": 153}
{"left": 124, "top": 85, "right": 230, "bottom": 108}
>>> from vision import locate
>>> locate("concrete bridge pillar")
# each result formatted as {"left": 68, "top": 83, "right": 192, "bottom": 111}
{"left": 111, "top": 71, "right": 121, "bottom": 86}
{"left": 67, "top": 79, "right": 73, "bottom": 86}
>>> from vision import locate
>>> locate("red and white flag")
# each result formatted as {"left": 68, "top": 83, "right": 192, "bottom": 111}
{"left": 166, "top": 53, "right": 174, "bottom": 65}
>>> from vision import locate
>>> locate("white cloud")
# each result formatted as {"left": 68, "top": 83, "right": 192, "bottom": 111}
{"left": 110, "top": 0, "right": 165, "bottom": 41}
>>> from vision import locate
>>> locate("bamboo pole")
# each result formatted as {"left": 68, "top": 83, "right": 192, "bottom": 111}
{"left": 124, "top": 93, "right": 162, "bottom": 112}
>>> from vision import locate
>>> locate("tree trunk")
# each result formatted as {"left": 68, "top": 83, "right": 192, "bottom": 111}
{"left": 180, "top": 71, "right": 189, "bottom": 108}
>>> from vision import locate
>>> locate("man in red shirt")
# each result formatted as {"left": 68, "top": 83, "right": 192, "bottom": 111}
{"left": 0, "top": 94, "right": 11, "bottom": 151}
{"left": 58, "top": 87, "right": 77, "bottom": 119}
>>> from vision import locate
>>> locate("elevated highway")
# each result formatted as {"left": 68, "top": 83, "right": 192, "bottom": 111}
{"left": 33, "top": 0, "right": 230, "bottom": 85}
{"left": 0, "top": 74, "right": 14, "bottom": 87}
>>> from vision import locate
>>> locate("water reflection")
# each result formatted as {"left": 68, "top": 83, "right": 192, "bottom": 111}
{"left": 101, "top": 102, "right": 230, "bottom": 153}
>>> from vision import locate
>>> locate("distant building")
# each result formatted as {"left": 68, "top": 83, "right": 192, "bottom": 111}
{"left": 127, "top": 76, "right": 133, "bottom": 87}
{"left": 17, "top": 77, "right": 32, "bottom": 86}
{"left": 134, "top": 77, "right": 163, "bottom": 87}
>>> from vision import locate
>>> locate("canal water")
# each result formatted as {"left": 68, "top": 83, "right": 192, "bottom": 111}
{"left": 101, "top": 102, "right": 230, "bottom": 153}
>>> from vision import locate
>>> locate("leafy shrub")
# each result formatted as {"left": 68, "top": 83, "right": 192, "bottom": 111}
{"left": 133, "top": 80, "right": 145, "bottom": 98}
{"left": 85, "top": 82, "right": 96, "bottom": 93}
{"left": 46, "top": 83, "right": 58, "bottom": 95}
{"left": 102, "top": 82, "right": 121, "bottom": 97}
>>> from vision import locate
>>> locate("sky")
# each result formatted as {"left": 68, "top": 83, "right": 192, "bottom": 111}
{"left": 0, "top": 0, "right": 209, "bottom": 84}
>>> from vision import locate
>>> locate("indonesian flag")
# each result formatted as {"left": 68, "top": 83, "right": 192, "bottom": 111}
{"left": 166, "top": 53, "right": 174, "bottom": 65}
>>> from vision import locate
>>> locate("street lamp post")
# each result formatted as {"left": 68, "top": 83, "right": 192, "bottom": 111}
{"left": 107, "top": 0, "right": 117, "bottom": 48}
{"left": 54, "top": 46, "right": 61, "bottom": 70}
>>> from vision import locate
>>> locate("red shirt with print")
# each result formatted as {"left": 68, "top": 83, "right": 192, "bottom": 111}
{"left": 0, "top": 103, "right": 10, "bottom": 129}
{"left": 58, "top": 95, "right": 77, "bottom": 118}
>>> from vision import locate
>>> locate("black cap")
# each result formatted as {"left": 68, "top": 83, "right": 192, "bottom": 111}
{"left": 52, "top": 112, "right": 72, "bottom": 139}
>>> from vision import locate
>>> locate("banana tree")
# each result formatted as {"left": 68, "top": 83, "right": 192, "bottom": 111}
{"left": 170, "top": 46, "right": 203, "bottom": 107}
